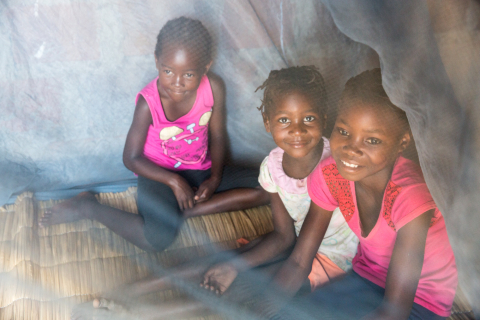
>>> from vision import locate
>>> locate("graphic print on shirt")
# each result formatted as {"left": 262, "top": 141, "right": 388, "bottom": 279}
{"left": 159, "top": 110, "right": 212, "bottom": 168}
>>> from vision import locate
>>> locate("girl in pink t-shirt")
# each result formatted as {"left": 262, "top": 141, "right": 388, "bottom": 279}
{"left": 278, "top": 69, "right": 457, "bottom": 319}
{"left": 39, "top": 17, "right": 269, "bottom": 252}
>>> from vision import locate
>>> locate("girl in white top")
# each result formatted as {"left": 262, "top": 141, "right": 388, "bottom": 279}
{"left": 259, "top": 139, "right": 358, "bottom": 275}
{"left": 202, "top": 66, "right": 358, "bottom": 294}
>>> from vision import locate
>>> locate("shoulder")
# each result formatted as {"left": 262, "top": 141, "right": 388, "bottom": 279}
{"left": 308, "top": 156, "right": 339, "bottom": 198}
{"left": 206, "top": 72, "right": 225, "bottom": 97}
{"left": 265, "top": 148, "right": 286, "bottom": 187}
{"left": 135, "top": 93, "right": 151, "bottom": 115}
{"left": 388, "top": 157, "right": 439, "bottom": 229}
{"left": 259, "top": 153, "right": 276, "bottom": 192}
{"left": 316, "top": 156, "right": 337, "bottom": 178}
{"left": 135, "top": 78, "right": 158, "bottom": 111}
{"left": 137, "top": 77, "right": 158, "bottom": 96}
{"left": 308, "top": 156, "right": 337, "bottom": 188}
{"left": 391, "top": 156, "right": 426, "bottom": 187}
{"left": 263, "top": 147, "right": 283, "bottom": 179}
{"left": 268, "top": 147, "right": 284, "bottom": 163}
{"left": 390, "top": 157, "right": 433, "bottom": 205}
{"left": 307, "top": 155, "right": 340, "bottom": 211}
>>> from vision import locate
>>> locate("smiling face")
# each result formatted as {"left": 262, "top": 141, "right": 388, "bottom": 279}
{"left": 330, "top": 100, "right": 410, "bottom": 185}
{"left": 155, "top": 43, "right": 212, "bottom": 103}
{"left": 263, "top": 91, "right": 325, "bottom": 159}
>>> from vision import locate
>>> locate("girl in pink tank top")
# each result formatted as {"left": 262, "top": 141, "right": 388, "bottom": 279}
{"left": 40, "top": 17, "right": 269, "bottom": 253}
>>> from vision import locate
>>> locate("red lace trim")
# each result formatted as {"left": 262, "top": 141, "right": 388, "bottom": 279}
{"left": 322, "top": 164, "right": 355, "bottom": 222}
{"left": 383, "top": 181, "right": 402, "bottom": 231}
{"left": 322, "top": 163, "right": 403, "bottom": 231}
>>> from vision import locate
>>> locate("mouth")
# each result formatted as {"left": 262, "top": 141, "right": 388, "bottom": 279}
{"left": 287, "top": 141, "right": 309, "bottom": 148}
{"left": 340, "top": 159, "right": 360, "bottom": 169}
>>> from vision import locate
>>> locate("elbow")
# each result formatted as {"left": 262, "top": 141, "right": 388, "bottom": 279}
{"left": 277, "top": 230, "right": 296, "bottom": 251}
{"left": 123, "top": 152, "right": 137, "bottom": 172}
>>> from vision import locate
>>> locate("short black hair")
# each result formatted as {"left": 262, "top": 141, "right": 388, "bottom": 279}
{"left": 340, "top": 68, "right": 409, "bottom": 130}
{"left": 154, "top": 17, "right": 212, "bottom": 65}
{"left": 256, "top": 65, "right": 328, "bottom": 117}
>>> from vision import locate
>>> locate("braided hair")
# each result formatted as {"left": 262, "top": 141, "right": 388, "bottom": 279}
{"left": 256, "top": 66, "right": 328, "bottom": 117}
{"left": 154, "top": 17, "right": 213, "bottom": 65}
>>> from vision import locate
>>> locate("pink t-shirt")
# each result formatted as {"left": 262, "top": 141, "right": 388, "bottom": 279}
{"left": 136, "top": 75, "right": 213, "bottom": 171}
{"left": 307, "top": 156, "right": 457, "bottom": 317}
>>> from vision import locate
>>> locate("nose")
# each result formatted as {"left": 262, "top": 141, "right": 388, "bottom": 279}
{"left": 172, "top": 75, "right": 184, "bottom": 87}
{"left": 289, "top": 121, "right": 307, "bottom": 136}
{"left": 343, "top": 139, "right": 363, "bottom": 156}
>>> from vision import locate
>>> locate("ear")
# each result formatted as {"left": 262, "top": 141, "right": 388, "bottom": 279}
{"left": 398, "top": 130, "right": 411, "bottom": 153}
{"left": 262, "top": 112, "right": 271, "bottom": 133}
{"left": 204, "top": 60, "right": 213, "bottom": 74}
{"left": 154, "top": 55, "right": 160, "bottom": 70}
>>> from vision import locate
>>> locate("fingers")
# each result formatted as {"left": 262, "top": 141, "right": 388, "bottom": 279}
{"left": 179, "top": 197, "right": 195, "bottom": 211}
{"left": 172, "top": 178, "right": 195, "bottom": 210}
{"left": 185, "top": 196, "right": 194, "bottom": 210}
{"left": 194, "top": 186, "right": 206, "bottom": 201}
{"left": 195, "top": 185, "right": 214, "bottom": 203}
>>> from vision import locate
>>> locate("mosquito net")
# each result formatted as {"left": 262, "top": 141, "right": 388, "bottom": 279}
{"left": 1, "top": 0, "right": 478, "bottom": 317}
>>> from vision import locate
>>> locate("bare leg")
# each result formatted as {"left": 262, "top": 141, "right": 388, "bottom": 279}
{"left": 99, "top": 239, "right": 265, "bottom": 302}
{"left": 100, "top": 264, "right": 207, "bottom": 304}
{"left": 184, "top": 187, "right": 270, "bottom": 218}
{"left": 135, "top": 299, "right": 213, "bottom": 320}
{"left": 39, "top": 192, "right": 156, "bottom": 251}
{"left": 72, "top": 298, "right": 213, "bottom": 320}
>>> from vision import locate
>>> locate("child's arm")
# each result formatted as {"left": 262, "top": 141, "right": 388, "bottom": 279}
{"left": 271, "top": 202, "right": 333, "bottom": 295}
{"left": 201, "top": 192, "right": 297, "bottom": 293}
{"left": 362, "top": 209, "right": 434, "bottom": 320}
{"left": 123, "top": 96, "right": 195, "bottom": 210}
{"left": 194, "top": 73, "right": 227, "bottom": 203}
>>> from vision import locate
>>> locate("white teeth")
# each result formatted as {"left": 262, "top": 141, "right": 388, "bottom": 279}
{"left": 341, "top": 160, "right": 358, "bottom": 168}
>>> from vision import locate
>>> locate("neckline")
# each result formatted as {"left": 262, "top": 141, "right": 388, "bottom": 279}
{"left": 155, "top": 76, "right": 202, "bottom": 123}
{"left": 351, "top": 156, "right": 400, "bottom": 239}
{"left": 351, "top": 179, "right": 389, "bottom": 239}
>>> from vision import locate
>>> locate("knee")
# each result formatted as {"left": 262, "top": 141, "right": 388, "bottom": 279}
{"left": 146, "top": 227, "right": 178, "bottom": 252}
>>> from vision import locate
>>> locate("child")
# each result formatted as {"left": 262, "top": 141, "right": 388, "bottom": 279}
{"left": 71, "top": 66, "right": 359, "bottom": 320}
{"left": 273, "top": 68, "right": 457, "bottom": 319}
{"left": 201, "top": 66, "right": 359, "bottom": 294}
{"left": 39, "top": 17, "right": 269, "bottom": 252}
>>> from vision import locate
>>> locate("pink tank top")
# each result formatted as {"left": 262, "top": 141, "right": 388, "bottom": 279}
{"left": 136, "top": 75, "right": 213, "bottom": 171}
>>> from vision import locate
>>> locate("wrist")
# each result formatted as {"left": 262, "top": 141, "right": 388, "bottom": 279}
{"left": 226, "top": 259, "right": 249, "bottom": 273}
{"left": 167, "top": 173, "right": 182, "bottom": 188}
{"left": 210, "top": 172, "right": 222, "bottom": 182}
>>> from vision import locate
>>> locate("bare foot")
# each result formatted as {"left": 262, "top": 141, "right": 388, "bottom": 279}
{"left": 71, "top": 299, "right": 132, "bottom": 320}
{"left": 39, "top": 192, "right": 98, "bottom": 228}
{"left": 201, "top": 262, "right": 239, "bottom": 295}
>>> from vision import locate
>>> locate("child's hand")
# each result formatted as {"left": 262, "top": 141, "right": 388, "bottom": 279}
{"left": 194, "top": 176, "right": 221, "bottom": 203}
{"left": 200, "top": 262, "right": 238, "bottom": 295}
{"left": 170, "top": 176, "right": 195, "bottom": 210}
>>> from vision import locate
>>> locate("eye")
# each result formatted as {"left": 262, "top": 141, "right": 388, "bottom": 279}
{"left": 304, "top": 116, "right": 315, "bottom": 122}
{"left": 164, "top": 70, "right": 172, "bottom": 75}
{"left": 278, "top": 117, "right": 290, "bottom": 124}
{"left": 366, "top": 138, "right": 382, "bottom": 145}
{"left": 338, "top": 128, "right": 348, "bottom": 136}
{"left": 185, "top": 73, "right": 194, "bottom": 78}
